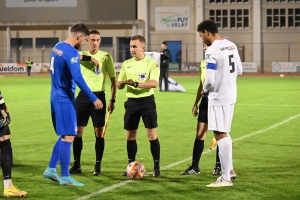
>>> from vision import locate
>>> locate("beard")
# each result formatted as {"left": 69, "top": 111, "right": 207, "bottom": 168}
{"left": 74, "top": 43, "right": 81, "bottom": 50}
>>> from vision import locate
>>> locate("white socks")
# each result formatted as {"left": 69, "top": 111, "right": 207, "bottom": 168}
{"left": 227, "top": 133, "right": 234, "bottom": 170}
{"left": 218, "top": 136, "right": 232, "bottom": 181}
{"left": 4, "top": 179, "right": 12, "bottom": 188}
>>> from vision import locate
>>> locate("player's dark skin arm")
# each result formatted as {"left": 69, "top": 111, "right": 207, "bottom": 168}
{"left": 192, "top": 81, "right": 203, "bottom": 117}
{"left": 108, "top": 77, "right": 117, "bottom": 113}
{"left": 117, "top": 81, "right": 126, "bottom": 90}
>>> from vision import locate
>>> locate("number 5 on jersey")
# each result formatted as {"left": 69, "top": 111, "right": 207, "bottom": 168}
{"left": 228, "top": 54, "right": 235, "bottom": 73}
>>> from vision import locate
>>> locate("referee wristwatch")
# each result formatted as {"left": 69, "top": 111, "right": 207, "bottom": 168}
{"left": 110, "top": 99, "right": 116, "bottom": 103}
{"left": 134, "top": 82, "right": 139, "bottom": 88}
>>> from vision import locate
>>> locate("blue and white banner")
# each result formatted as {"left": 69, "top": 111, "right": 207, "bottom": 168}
{"left": 155, "top": 7, "right": 190, "bottom": 30}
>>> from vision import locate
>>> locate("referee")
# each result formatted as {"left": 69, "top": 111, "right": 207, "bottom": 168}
{"left": 117, "top": 35, "right": 161, "bottom": 177}
{"left": 69, "top": 30, "right": 116, "bottom": 176}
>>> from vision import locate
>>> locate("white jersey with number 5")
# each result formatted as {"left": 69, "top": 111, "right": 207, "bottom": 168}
{"left": 203, "top": 39, "right": 243, "bottom": 106}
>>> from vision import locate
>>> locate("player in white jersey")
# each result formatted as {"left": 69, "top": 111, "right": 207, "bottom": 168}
{"left": 197, "top": 19, "right": 242, "bottom": 187}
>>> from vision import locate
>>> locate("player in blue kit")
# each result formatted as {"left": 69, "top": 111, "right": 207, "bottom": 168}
{"left": 43, "top": 23, "right": 103, "bottom": 186}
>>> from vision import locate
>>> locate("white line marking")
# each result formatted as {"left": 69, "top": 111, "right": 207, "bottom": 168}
{"left": 237, "top": 104, "right": 300, "bottom": 107}
{"left": 75, "top": 113, "right": 300, "bottom": 200}
{"left": 156, "top": 103, "right": 300, "bottom": 107}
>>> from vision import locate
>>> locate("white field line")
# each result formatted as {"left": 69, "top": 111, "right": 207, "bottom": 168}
{"left": 237, "top": 104, "right": 300, "bottom": 107}
{"left": 75, "top": 113, "right": 300, "bottom": 200}
{"left": 156, "top": 102, "right": 300, "bottom": 107}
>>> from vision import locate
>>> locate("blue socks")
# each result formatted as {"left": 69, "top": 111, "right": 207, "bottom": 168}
{"left": 60, "top": 141, "right": 72, "bottom": 177}
{"left": 49, "top": 137, "right": 61, "bottom": 168}
{"left": 48, "top": 137, "right": 72, "bottom": 178}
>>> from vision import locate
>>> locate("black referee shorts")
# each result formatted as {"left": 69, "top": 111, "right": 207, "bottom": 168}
{"left": 76, "top": 91, "right": 106, "bottom": 127}
{"left": 197, "top": 96, "right": 208, "bottom": 123}
{"left": 0, "top": 126, "right": 11, "bottom": 137}
{"left": 124, "top": 95, "right": 158, "bottom": 130}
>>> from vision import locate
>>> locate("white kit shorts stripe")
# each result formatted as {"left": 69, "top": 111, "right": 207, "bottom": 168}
{"left": 207, "top": 104, "right": 235, "bottom": 132}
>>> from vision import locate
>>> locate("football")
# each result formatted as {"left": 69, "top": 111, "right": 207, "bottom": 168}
{"left": 126, "top": 161, "right": 145, "bottom": 179}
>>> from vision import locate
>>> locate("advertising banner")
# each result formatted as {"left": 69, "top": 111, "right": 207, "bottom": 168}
{"left": 181, "top": 62, "right": 200, "bottom": 72}
{"left": 272, "top": 62, "right": 300, "bottom": 72}
{"left": 6, "top": 0, "right": 77, "bottom": 8}
{"left": 0, "top": 63, "right": 26, "bottom": 73}
{"left": 31, "top": 63, "right": 51, "bottom": 73}
{"left": 242, "top": 62, "right": 257, "bottom": 72}
{"left": 155, "top": 7, "right": 190, "bottom": 30}
{"left": 181, "top": 62, "right": 258, "bottom": 72}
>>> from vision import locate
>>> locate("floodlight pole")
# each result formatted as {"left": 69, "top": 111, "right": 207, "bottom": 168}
{"left": 6, "top": 26, "right": 10, "bottom": 63}
{"left": 42, "top": 45, "right": 45, "bottom": 63}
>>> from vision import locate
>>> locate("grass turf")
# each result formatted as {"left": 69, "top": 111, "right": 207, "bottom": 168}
{"left": 0, "top": 75, "right": 299, "bottom": 199}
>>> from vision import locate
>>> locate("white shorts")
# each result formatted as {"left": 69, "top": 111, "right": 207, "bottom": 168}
{"left": 207, "top": 104, "right": 235, "bottom": 133}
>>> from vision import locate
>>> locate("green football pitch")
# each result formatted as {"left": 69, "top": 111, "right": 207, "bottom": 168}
{"left": 0, "top": 75, "right": 299, "bottom": 200}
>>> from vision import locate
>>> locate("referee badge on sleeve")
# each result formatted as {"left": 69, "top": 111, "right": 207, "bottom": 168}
{"left": 139, "top": 72, "right": 147, "bottom": 82}
{"left": 95, "top": 64, "right": 102, "bottom": 75}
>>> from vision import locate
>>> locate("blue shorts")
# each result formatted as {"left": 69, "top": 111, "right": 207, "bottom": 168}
{"left": 51, "top": 101, "right": 77, "bottom": 136}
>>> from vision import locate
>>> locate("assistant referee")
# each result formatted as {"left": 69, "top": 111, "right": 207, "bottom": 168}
{"left": 69, "top": 30, "right": 116, "bottom": 176}
{"left": 117, "top": 35, "right": 161, "bottom": 177}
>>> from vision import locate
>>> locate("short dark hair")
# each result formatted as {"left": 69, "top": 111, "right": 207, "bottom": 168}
{"left": 70, "top": 23, "right": 89, "bottom": 36}
{"left": 197, "top": 19, "right": 218, "bottom": 35}
{"left": 131, "top": 35, "right": 146, "bottom": 44}
{"left": 161, "top": 41, "right": 167, "bottom": 45}
{"left": 89, "top": 30, "right": 100, "bottom": 35}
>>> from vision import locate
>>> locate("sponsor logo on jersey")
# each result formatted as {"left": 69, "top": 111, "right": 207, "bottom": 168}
{"left": 205, "top": 54, "right": 211, "bottom": 59}
{"left": 153, "top": 63, "right": 159, "bottom": 69}
{"left": 220, "top": 45, "right": 236, "bottom": 51}
{"left": 71, "top": 57, "right": 78, "bottom": 64}
{"left": 95, "top": 65, "right": 102, "bottom": 75}
{"left": 127, "top": 66, "right": 132, "bottom": 68}
{"left": 53, "top": 48, "right": 63, "bottom": 56}
{"left": 139, "top": 72, "right": 147, "bottom": 82}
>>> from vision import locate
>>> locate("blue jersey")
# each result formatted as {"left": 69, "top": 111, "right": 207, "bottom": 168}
{"left": 50, "top": 42, "right": 97, "bottom": 103}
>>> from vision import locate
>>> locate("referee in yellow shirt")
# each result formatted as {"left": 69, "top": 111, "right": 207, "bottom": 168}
{"left": 117, "top": 35, "right": 161, "bottom": 177}
{"left": 69, "top": 30, "right": 116, "bottom": 176}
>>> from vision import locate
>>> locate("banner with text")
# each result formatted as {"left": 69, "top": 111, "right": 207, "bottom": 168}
{"left": 155, "top": 7, "right": 190, "bottom": 30}
{"left": 0, "top": 63, "right": 26, "bottom": 73}
{"left": 242, "top": 62, "right": 257, "bottom": 72}
{"left": 0, "top": 63, "right": 52, "bottom": 73}
{"left": 6, "top": 0, "right": 77, "bottom": 8}
{"left": 181, "top": 62, "right": 200, "bottom": 72}
{"left": 31, "top": 63, "right": 51, "bottom": 73}
{"left": 272, "top": 62, "right": 300, "bottom": 72}
{"left": 181, "top": 62, "right": 258, "bottom": 72}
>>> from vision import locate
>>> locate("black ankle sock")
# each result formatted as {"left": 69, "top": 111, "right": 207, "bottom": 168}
{"left": 127, "top": 140, "right": 137, "bottom": 164}
{"left": 73, "top": 137, "right": 83, "bottom": 167}
{"left": 216, "top": 145, "right": 220, "bottom": 166}
{"left": 192, "top": 139, "right": 204, "bottom": 168}
{"left": 1, "top": 139, "right": 12, "bottom": 180}
{"left": 150, "top": 138, "right": 160, "bottom": 170}
{"left": 95, "top": 137, "right": 105, "bottom": 167}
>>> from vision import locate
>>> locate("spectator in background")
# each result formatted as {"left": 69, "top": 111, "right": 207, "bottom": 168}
{"left": 26, "top": 57, "right": 33, "bottom": 76}
{"left": 176, "top": 50, "right": 182, "bottom": 70}
{"left": 159, "top": 41, "right": 170, "bottom": 92}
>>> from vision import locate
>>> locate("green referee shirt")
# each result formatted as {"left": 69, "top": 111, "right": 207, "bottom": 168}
{"left": 80, "top": 50, "right": 116, "bottom": 92}
{"left": 200, "top": 59, "right": 206, "bottom": 85}
{"left": 118, "top": 55, "right": 159, "bottom": 98}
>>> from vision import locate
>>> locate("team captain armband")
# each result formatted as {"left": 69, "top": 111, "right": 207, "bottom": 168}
{"left": 207, "top": 63, "right": 217, "bottom": 70}
{"left": 81, "top": 55, "right": 92, "bottom": 61}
